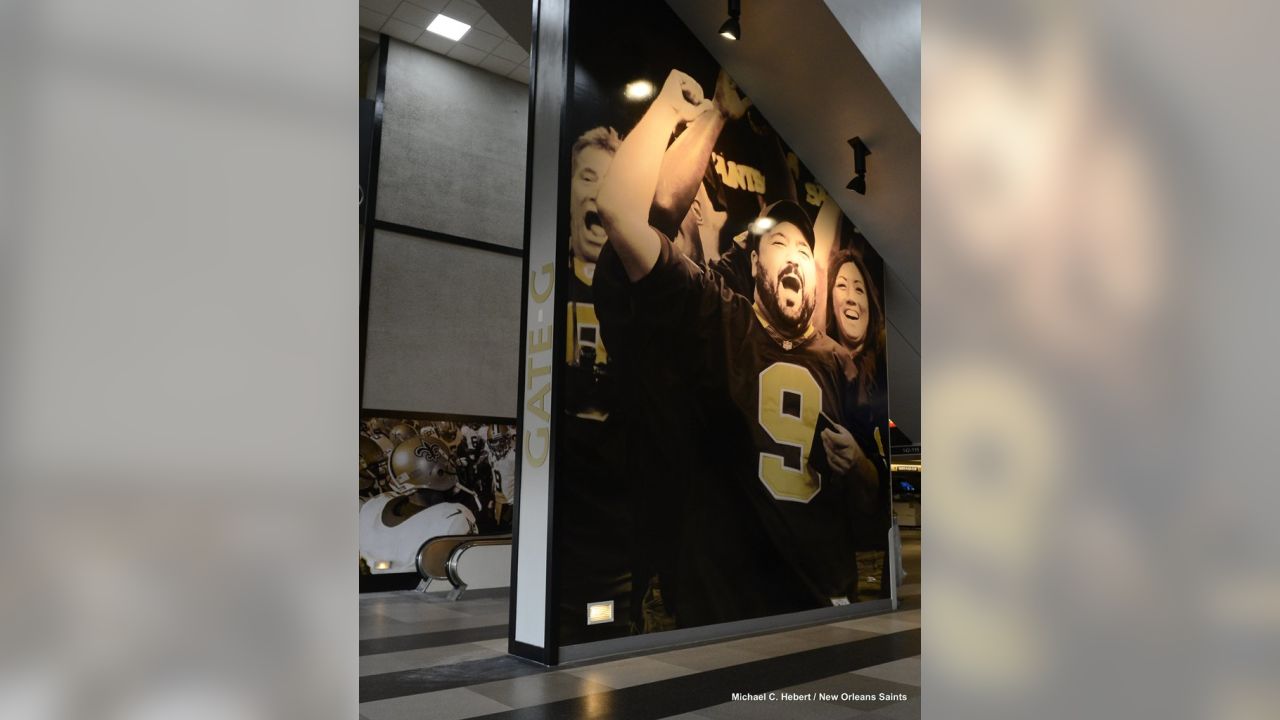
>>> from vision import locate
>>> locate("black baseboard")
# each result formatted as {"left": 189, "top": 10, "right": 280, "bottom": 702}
{"left": 360, "top": 572, "right": 420, "bottom": 594}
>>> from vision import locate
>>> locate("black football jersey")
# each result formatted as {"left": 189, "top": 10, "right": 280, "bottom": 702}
{"left": 597, "top": 234, "right": 862, "bottom": 623}
{"left": 564, "top": 255, "right": 613, "bottom": 420}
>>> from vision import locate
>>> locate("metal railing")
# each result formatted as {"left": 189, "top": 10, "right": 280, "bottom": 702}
{"left": 415, "top": 533, "right": 512, "bottom": 600}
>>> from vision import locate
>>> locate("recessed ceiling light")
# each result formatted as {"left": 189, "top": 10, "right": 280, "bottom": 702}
{"left": 624, "top": 80, "right": 654, "bottom": 100}
{"left": 427, "top": 14, "right": 471, "bottom": 41}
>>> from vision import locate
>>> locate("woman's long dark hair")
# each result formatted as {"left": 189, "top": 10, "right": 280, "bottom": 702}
{"left": 826, "top": 249, "right": 885, "bottom": 406}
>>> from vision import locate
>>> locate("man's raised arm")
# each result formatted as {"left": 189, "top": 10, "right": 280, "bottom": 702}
{"left": 597, "top": 69, "right": 709, "bottom": 282}
{"left": 649, "top": 70, "right": 751, "bottom": 236}
{"left": 810, "top": 190, "right": 842, "bottom": 333}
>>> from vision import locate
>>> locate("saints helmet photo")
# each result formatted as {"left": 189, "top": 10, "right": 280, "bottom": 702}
{"left": 388, "top": 437, "right": 459, "bottom": 492}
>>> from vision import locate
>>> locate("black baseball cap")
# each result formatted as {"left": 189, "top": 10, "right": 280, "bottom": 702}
{"left": 748, "top": 200, "right": 816, "bottom": 250}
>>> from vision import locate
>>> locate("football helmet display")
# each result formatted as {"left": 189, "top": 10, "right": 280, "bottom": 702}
{"left": 388, "top": 437, "right": 458, "bottom": 491}
{"left": 359, "top": 435, "right": 385, "bottom": 491}
{"left": 360, "top": 435, "right": 384, "bottom": 469}
{"left": 434, "top": 421, "right": 459, "bottom": 445}
{"left": 389, "top": 423, "right": 418, "bottom": 445}
{"left": 487, "top": 430, "right": 515, "bottom": 459}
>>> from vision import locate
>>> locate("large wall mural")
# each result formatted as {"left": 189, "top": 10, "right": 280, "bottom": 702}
{"left": 554, "top": 0, "right": 893, "bottom": 645}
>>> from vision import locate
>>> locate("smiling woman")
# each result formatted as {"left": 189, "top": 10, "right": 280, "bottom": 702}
{"left": 826, "top": 248, "right": 884, "bottom": 406}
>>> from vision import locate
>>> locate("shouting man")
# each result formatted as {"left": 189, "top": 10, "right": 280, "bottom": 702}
{"left": 595, "top": 70, "right": 878, "bottom": 624}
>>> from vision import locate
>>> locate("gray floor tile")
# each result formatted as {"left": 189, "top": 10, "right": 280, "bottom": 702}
{"left": 367, "top": 594, "right": 429, "bottom": 604}
{"left": 787, "top": 624, "right": 882, "bottom": 642}
{"left": 410, "top": 596, "right": 507, "bottom": 611}
{"left": 361, "top": 655, "right": 543, "bottom": 701}
{"left": 371, "top": 604, "right": 474, "bottom": 624}
{"left": 449, "top": 605, "right": 510, "bottom": 619}
{"left": 561, "top": 656, "right": 694, "bottom": 689}
{"left": 450, "top": 612, "right": 512, "bottom": 626}
{"left": 360, "top": 617, "right": 414, "bottom": 640}
{"left": 468, "top": 671, "right": 612, "bottom": 708}
{"left": 854, "top": 656, "right": 920, "bottom": 687}
{"left": 471, "top": 638, "right": 510, "bottom": 652}
{"left": 831, "top": 616, "right": 921, "bottom": 635}
{"left": 653, "top": 644, "right": 768, "bottom": 672}
{"left": 359, "top": 687, "right": 511, "bottom": 720}
{"left": 359, "top": 642, "right": 505, "bottom": 676}
{"left": 739, "top": 626, "right": 880, "bottom": 658}
{"left": 362, "top": 614, "right": 509, "bottom": 640}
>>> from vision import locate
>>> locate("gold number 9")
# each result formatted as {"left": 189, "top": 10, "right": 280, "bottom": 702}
{"left": 757, "top": 363, "right": 822, "bottom": 502}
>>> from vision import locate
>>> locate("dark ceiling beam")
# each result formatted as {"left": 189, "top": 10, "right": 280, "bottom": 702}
{"left": 474, "top": 0, "right": 532, "bottom": 51}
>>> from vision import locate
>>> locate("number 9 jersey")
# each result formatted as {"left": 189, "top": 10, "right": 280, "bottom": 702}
{"left": 596, "top": 234, "right": 864, "bottom": 623}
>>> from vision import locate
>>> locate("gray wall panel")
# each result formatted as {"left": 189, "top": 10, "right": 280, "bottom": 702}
{"left": 377, "top": 39, "right": 528, "bottom": 248}
{"left": 363, "top": 230, "right": 522, "bottom": 417}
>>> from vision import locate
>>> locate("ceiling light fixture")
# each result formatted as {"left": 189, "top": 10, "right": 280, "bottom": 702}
{"left": 426, "top": 14, "right": 471, "bottom": 41}
{"left": 846, "top": 136, "right": 871, "bottom": 195}
{"left": 624, "top": 80, "right": 655, "bottom": 100}
{"left": 719, "top": 0, "right": 741, "bottom": 40}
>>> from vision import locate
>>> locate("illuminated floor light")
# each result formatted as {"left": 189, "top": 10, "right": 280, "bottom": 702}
{"left": 586, "top": 600, "right": 614, "bottom": 625}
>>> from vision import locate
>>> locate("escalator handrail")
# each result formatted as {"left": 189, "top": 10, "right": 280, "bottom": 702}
{"left": 415, "top": 534, "right": 473, "bottom": 583}
{"left": 444, "top": 534, "right": 512, "bottom": 589}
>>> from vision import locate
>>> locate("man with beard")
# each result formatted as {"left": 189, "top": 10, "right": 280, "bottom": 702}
{"left": 595, "top": 70, "right": 879, "bottom": 625}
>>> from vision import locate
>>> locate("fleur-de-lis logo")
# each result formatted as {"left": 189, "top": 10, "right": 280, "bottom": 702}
{"left": 415, "top": 440, "right": 444, "bottom": 462}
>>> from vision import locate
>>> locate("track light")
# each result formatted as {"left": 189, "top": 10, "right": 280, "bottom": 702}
{"left": 719, "top": 16, "right": 740, "bottom": 40}
{"left": 846, "top": 136, "right": 871, "bottom": 195}
{"left": 720, "top": 0, "right": 741, "bottom": 41}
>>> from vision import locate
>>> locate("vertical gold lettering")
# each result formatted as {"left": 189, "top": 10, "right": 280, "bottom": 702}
{"left": 530, "top": 262, "right": 554, "bottom": 303}
{"left": 525, "top": 357, "right": 551, "bottom": 394}
{"left": 525, "top": 427, "right": 549, "bottom": 466}
{"left": 528, "top": 326, "right": 551, "bottom": 353}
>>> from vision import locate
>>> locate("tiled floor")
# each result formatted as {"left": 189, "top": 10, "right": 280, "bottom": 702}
{"left": 360, "top": 532, "right": 921, "bottom": 719}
